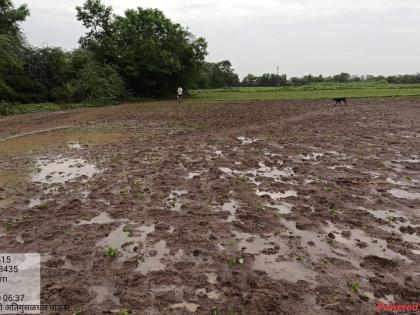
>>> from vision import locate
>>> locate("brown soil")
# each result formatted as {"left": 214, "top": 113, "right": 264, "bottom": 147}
{"left": 1, "top": 97, "right": 420, "bottom": 315}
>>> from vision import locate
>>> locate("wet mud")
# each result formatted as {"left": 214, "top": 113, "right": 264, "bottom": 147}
{"left": 0, "top": 98, "right": 420, "bottom": 314}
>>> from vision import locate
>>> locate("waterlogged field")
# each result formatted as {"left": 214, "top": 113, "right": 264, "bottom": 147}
{"left": 190, "top": 83, "right": 420, "bottom": 101}
{"left": 0, "top": 97, "right": 420, "bottom": 314}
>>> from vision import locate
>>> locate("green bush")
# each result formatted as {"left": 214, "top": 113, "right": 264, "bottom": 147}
{"left": 0, "top": 101, "right": 13, "bottom": 115}
{"left": 75, "top": 62, "right": 126, "bottom": 103}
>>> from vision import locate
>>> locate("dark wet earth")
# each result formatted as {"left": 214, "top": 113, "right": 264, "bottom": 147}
{"left": 0, "top": 97, "right": 420, "bottom": 314}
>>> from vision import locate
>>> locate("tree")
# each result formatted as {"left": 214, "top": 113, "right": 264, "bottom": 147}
{"left": 75, "top": 62, "right": 126, "bottom": 103}
{"left": 76, "top": 1, "right": 208, "bottom": 96}
{"left": 241, "top": 74, "right": 258, "bottom": 87}
{"left": 0, "top": 0, "right": 30, "bottom": 36}
{"left": 0, "top": 0, "right": 29, "bottom": 101}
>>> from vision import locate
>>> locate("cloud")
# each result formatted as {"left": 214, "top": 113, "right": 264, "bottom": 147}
{"left": 14, "top": 0, "right": 420, "bottom": 77}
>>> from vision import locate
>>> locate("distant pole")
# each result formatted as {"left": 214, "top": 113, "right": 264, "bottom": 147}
{"left": 276, "top": 66, "right": 280, "bottom": 88}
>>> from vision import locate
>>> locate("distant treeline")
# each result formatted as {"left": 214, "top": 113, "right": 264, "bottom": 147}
{"left": 195, "top": 69, "right": 420, "bottom": 89}
{"left": 239, "top": 73, "right": 420, "bottom": 87}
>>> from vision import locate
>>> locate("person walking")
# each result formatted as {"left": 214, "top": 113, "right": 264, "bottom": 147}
{"left": 177, "top": 86, "right": 183, "bottom": 103}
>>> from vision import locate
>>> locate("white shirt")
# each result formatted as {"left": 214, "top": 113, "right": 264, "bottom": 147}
{"left": 177, "top": 87, "right": 183, "bottom": 95}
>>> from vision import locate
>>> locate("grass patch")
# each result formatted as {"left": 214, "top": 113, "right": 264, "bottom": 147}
{"left": 190, "top": 82, "right": 420, "bottom": 101}
{"left": 105, "top": 246, "right": 119, "bottom": 258}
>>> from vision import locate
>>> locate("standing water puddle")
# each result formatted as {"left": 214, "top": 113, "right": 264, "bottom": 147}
{"left": 256, "top": 189, "right": 297, "bottom": 200}
{"left": 222, "top": 200, "right": 239, "bottom": 222}
{"left": 388, "top": 189, "right": 420, "bottom": 200}
{"left": 77, "top": 212, "right": 116, "bottom": 225}
{"left": 364, "top": 208, "right": 420, "bottom": 243}
{"left": 237, "top": 136, "right": 258, "bottom": 144}
{"left": 167, "top": 302, "right": 200, "bottom": 313}
{"left": 325, "top": 222, "right": 410, "bottom": 262}
{"left": 234, "top": 231, "right": 317, "bottom": 283}
{"left": 264, "top": 202, "right": 293, "bottom": 214}
{"left": 32, "top": 157, "right": 98, "bottom": 184}
{"left": 96, "top": 223, "right": 155, "bottom": 261}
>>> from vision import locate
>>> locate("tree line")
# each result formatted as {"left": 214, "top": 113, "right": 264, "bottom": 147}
{"left": 1, "top": 0, "right": 419, "bottom": 109}
{"left": 241, "top": 72, "right": 420, "bottom": 87}
{"left": 1, "top": 0, "right": 212, "bottom": 105}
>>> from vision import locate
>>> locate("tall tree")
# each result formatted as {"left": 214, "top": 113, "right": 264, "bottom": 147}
{"left": 0, "top": 0, "right": 29, "bottom": 100}
{"left": 0, "top": 0, "right": 30, "bottom": 36}
{"left": 76, "top": 0, "right": 208, "bottom": 96}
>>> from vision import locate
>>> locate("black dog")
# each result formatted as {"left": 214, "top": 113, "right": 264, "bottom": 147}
{"left": 333, "top": 97, "right": 347, "bottom": 105}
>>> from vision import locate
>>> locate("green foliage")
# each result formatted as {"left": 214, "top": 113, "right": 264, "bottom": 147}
{"left": 196, "top": 60, "right": 240, "bottom": 89}
{"left": 105, "top": 246, "right": 118, "bottom": 258}
{"left": 228, "top": 256, "right": 245, "bottom": 267}
{"left": 6, "top": 216, "right": 30, "bottom": 229}
{"left": 190, "top": 83, "right": 420, "bottom": 101}
{"left": 0, "top": 101, "right": 12, "bottom": 115}
{"left": 76, "top": 1, "right": 208, "bottom": 96}
{"left": 118, "top": 310, "right": 129, "bottom": 315}
{"left": 348, "top": 281, "right": 361, "bottom": 292}
{"left": 0, "top": 0, "right": 30, "bottom": 36}
{"left": 75, "top": 62, "right": 126, "bottom": 103}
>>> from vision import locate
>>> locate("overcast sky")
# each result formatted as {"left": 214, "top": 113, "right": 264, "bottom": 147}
{"left": 15, "top": 0, "right": 420, "bottom": 78}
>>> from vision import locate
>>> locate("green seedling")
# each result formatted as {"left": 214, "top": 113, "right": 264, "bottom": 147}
{"left": 118, "top": 310, "right": 129, "bottom": 315}
{"left": 330, "top": 207, "right": 338, "bottom": 216}
{"left": 228, "top": 256, "right": 244, "bottom": 267}
{"left": 105, "top": 246, "right": 119, "bottom": 258}
{"left": 211, "top": 306, "right": 221, "bottom": 315}
{"left": 257, "top": 223, "right": 264, "bottom": 229}
{"left": 386, "top": 216, "right": 396, "bottom": 222}
{"left": 119, "top": 188, "right": 129, "bottom": 196}
{"left": 208, "top": 239, "right": 216, "bottom": 246}
{"left": 324, "top": 185, "right": 333, "bottom": 192}
{"left": 348, "top": 281, "right": 360, "bottom": 292}
{"left": 6, "top": 216, "right": 30, "bottom": 229}
{"left": 72, "top": 310, "right": 81, "bottom": 315}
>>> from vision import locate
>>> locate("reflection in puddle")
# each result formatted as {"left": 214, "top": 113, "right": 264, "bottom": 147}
{"left": 235, "top": 231, "right": 288, "bottom": 255}
{"left": 32, "top": 157, "right": 98, "bottom": 184}
{"left": 28, "top": 198, "right": 42, "bottom": 208}
{"left": 68, "top": 142, "right": 82, "bottom": 149}
{"left": 222, "top": 200, "right": 239, "bottom": 222}
{"left": 78, "top": 212, "right": 115, "bottom": 225}
{"left": 279, "top": 218, "right": 351, "bottom": 263}
{"left": 254, "top": 257, "right": 317, "bottom": 283}
{"left": 237, "top": 136, "right": 258, "bottom": 145}
{"left": 325, "top": 222, "right": 410, "bottom": 262}
{"left": 136, "top": 240, "right": 169, "bottom": 275}
{"left": 388, "top": 189, "right": 420, "bottom": 200}
{"left": 187, "top": 172, "right": 202, "bottom": 179}
{"left": 205, "top": 272, "right": 218, "bottom": 284}
{"left": 364, "top": 208, "right": 420, "bottom": 243}
{"left": 256, "top": 189, "right": 297, "bottom": 200}
{"left": 196, "top": 288, "right": 220, "bottom": 300}
{"left": 300, "top": 153, "right": 324, "bottom": 160}
{"left": 167, "top": 302, "right": 200, "bottom": 313}
{"left": 264, "top": 202, "right": 293, "bottom": 214}
{"left": 90, "top": 284, "right": 119, "bottom": 304}
{"left": 364, "top": 292, "right": 395, "bottom": 304}
{"left": 234, "top": 230, "right": 317, "bottom": 283}
{"left": 327, "top": 165, "right": 354, "bottom": 170}
{"left": 0, "top": 129, "right": 127, "bottom": 155}
{"left": 96, "top": 224, "right": 152, "bottom": 261}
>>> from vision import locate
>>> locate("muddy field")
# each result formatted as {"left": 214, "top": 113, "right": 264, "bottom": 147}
{"left": 0, "top": 97, "right": 420, "bottom": 315}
